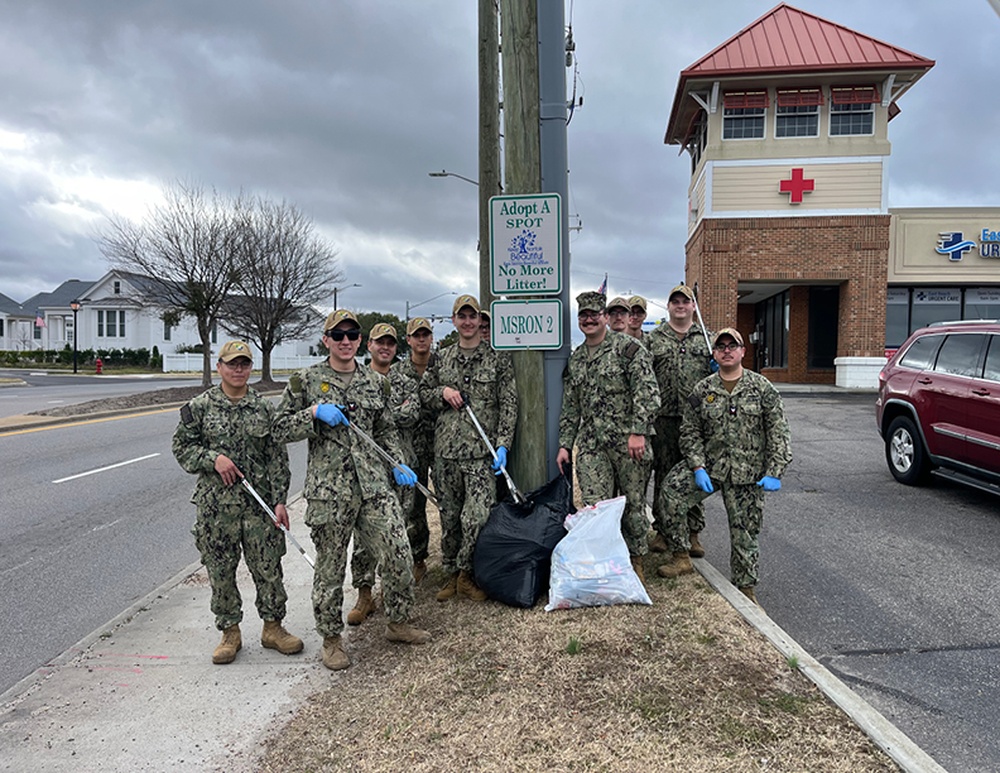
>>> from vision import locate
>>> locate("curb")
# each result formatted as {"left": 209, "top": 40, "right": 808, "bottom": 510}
{"left": 693, "top": 558, "right": 947, "bottom": 773}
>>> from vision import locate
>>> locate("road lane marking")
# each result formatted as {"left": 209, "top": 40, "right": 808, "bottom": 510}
{"left": 0, "top": 407, "right": 178, "bottom": 437}
{"left": 53, "top": 453, "right": 161, "bottom": 484}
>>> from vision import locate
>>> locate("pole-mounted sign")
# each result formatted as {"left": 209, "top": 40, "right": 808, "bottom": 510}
{"left": 489, "top": 193, "right": 562, "bottom": 295}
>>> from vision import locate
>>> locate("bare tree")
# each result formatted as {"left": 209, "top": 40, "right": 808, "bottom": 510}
{"left": 223, "top": 198, "right": 342, "bottom": 381}
{"left": 97, "top": 182, "right": 245, "bottom": 387}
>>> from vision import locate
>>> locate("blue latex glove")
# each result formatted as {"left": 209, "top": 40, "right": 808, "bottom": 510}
{"left": 393, "top": 464, "right": 417, "bottom": 487}
{"left": 694, "top": 468, "right": 714, "bottom": 493}
{"left": 492, "top": 446, "right": 508, "bottom": 476}
{"left": 709, "top": 358, "right": 720, "bottom": 373}
{"left": 315, "top": 403, "right": 349, "bottom": 427}
{"left": 757, "top": 475, "right": 781, "bottom": 491}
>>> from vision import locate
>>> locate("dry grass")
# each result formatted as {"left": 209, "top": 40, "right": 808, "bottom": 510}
{"left": 256, "top": 505, "right": 898, "bottom": 773}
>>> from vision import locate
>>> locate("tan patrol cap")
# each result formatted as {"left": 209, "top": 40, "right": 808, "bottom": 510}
{"left": 369, "top": 322, "right": 397, "bottom": 341}
{"left": 669, "top": 284, "right": 695, "bottom": 301}
{"left": 406, "top": 316, "right": 432, "bottom": 335}
{"left": 452, "top": 294, "right": 481, "bottom": 315}
{"left": 218, "top": 340, "right": 253, "bottom": 363}
{"left": 607, "top": 296, "right": 630, "bottom": 312}
{"left": 712, "top": 327, "right": 744, "bottom": 347}
{"left": 324, "top": 308, "right": 360, "bottom": 332}
{"left": 628, "top": 295, "right": 647, "bottom": 311}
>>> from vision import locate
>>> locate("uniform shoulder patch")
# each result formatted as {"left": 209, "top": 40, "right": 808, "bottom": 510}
{"left": 623, "top": 341, "right": 640, "bottom": 360}
{"left": 687, "top": 393, "right": 700, "bottom": 410}
{"left": 180, "top": 403, "right": 194, "bottom": 425}
{"left": 289, "top": 373, "right": 302, "bottom": 393}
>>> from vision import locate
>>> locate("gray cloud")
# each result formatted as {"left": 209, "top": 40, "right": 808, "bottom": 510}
{"left": 0, "top": 0, "right": 996, "bottom": 316}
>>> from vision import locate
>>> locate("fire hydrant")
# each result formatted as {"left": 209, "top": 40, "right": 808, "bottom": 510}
{"left": 95, "top": 357, "right": 103, "bottom": 375}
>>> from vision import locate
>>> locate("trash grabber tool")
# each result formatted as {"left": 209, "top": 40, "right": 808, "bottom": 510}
{"left": 346, "top": 421, "right": 438, "bottom": 505}
{"left": 461, "top": 396, "right": 527, "bottom": 505}
{"left": 241, "top": 478, "right": 315, "bottom": 568}
{"left": 689, "top": 287, "right": 714, "bottom": 354}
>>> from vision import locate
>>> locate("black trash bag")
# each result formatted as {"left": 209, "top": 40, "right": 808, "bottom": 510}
{"left": 472, "top": 473, "right": 573, "bottom": 608}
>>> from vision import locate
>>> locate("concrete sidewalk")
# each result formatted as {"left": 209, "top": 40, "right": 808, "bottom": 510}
{"left": 0, "top": 498, "right": 347, "bottom": 772}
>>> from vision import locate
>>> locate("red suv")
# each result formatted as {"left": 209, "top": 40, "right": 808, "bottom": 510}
{"left": 876, "top": 320, "right": 1000, "bottom": 493}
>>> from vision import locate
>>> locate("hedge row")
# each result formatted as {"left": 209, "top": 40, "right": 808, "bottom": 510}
{"left": 0, "top": 346, "right": 162, "bottom": 368}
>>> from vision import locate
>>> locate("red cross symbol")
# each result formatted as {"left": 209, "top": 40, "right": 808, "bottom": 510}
{"left": 778, "top": 168, "right": 815, "bottom": 204}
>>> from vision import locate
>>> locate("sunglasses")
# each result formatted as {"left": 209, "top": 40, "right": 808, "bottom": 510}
{"left": 326, "top": 328, "right": 361, "bottom": 342}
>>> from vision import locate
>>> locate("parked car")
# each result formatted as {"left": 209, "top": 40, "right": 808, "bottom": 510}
{"left": 876, "top": 320, "right": 1000, "bottom": 494}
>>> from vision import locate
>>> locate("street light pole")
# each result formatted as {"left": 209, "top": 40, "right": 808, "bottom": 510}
{"left": 428, "top": 170, "right": 480, "bottom": 187}
{"left": 69, "top": 299, "right": 81, "bottom": 374}
{"left": 406, "top": 291, "right": 458, "bottom": 321}
{"left": 333, "top": 283, "right": 361, "bottom": 310}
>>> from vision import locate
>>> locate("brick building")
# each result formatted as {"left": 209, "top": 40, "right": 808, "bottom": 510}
{"left": 665, "top": 3, "right": 941, "bottom": 386}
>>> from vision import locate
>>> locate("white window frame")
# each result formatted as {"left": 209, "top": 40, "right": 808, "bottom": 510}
{"left": 98, "top": 309, "right": 126, "bottom": 338}
{"left": 829, "top": 86, "right": 877, "bottom": 137}
{"left": 722, "top": 90, "right": 768, "bottom": 141}
{"left": 775, "top": 88, "right": 821, "bottom": 139}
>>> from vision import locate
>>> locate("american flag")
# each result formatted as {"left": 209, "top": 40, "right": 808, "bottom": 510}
{"left": 34, "top": 311, "right": 45, "bottom": 328}
{"left": 597, "top": 273, "right": 607, "bottom": 295}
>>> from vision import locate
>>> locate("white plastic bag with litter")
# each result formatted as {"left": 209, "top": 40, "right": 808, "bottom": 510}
{"left": 545, "top": 495, "right": 652, "bottom": 611}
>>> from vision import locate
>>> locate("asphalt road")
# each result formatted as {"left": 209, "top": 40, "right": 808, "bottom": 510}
{"left": 697, "top": 393, "right": 1000, "bottom": 773}
{"left": 0, "top": 408, "right": 307, "bottom": 695}
{"left": 0, "top": 369, "right": 203, "bottom": 418}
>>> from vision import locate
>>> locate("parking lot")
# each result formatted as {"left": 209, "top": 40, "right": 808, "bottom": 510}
{"left": 695, "top": 392, "right": 1000, "bottom": 773}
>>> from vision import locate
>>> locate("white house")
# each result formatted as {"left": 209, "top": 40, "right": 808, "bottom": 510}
{"left": 5, "top": 271, "right": 323, "bottom": 371}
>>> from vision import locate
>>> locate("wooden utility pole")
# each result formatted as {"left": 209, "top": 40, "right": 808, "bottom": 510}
{"left": 478, "top": 0, "right": 501, "bottom": 306}
{"left": 499, "top": 0, "right": 547, "bottom": 492}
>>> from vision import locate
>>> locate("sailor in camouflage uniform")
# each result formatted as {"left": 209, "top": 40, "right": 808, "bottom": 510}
{"left": 346, "top": 321, "right": 422, "bottom": 627}
{"left": 656, "top": 328, "right": 792, "bottom": 605}
{"left": 273, "top": 309, "right": 430, "bottom": 671}
{"left": 399, "top": 316, "right": 438, "bottom": 583}
{"left": 419, "top": 294, "right": 517, "bottom": 603}
{"left": 647, "top": 284, "right": 715, "bottom": 559}
{"left": 556, "top": 291, "right": 661, "bottom": 581}
{"left": 172, "top": 340, "right": 303, "bottom": 665}
{"left": 625, "top": 294, "right": 650, "bottom": 346}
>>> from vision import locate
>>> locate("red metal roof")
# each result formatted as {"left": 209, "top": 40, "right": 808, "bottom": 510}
{"left": 684, "top": 3, "right": 934, "bottom": 77}
{"left": 665, "top": 4, "right": 934, "bottom": 145}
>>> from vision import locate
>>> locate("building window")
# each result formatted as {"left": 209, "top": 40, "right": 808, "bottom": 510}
{"left": 113, "top": 280, "right": 121, "bottom": 295}
{"left": 965, "top": 288, "right": 1000, "bottom": 320}
{"left": 830, "top": 86, "right": 878, "bottom": 136}
{"left": 163, "top": 320, "right": 172, "bottom": 341}
{"left": 0, "top": 319, "right": 4, "bottom": 337}
{"left": 98, "top": 310, "right": 126, "bottom": 338}
{"left": 210, "top": 322, "right": 217, "bottom": 344}
{"left": 885, "top": 287, "right": 910, "bottom": 348}
{"left": 910, "top": 288, "right": 960, "bottom": 332}
{"left": 775, "top": 88, "right": 821, "bottom": 138}
{"left": 723, "top": 91, "right": 768, "bottom": 140}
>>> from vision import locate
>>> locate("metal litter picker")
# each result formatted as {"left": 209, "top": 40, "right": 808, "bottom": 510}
{"left": 241, "top": 478, "right": 315, "bottom": 568}
{"left": 462, "top": 398, "right": 527, "bottom": 505}
{"left": 346, "top": 421, "right": 439, "bottom": 505}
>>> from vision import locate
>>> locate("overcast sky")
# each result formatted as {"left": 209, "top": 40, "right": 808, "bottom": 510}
{"left": 1, "top": 0, "right": 998, "bottom": 325}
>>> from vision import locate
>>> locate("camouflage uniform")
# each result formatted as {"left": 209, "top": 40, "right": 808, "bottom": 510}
{"left": 559, "top": 330, "right": 661, "bottom": 556}
{"left": 659, "top": 369, "right": 792, "bottom": 588}
{"left": 172, "top": 386, "right": 291, "bottom": 631}
{"left": 273, "top": 361, "right": 415, "bottom": 638}
{"left": 419, "top": 341, "right": 517, "bottom": 574}
{"left": 647, "top": 321, "right": 714, "bottom": 548}
{"left": 396, "top": 354, "right": 437, "bottom": 562}
{"left": 350, "top": 360, "right": 422, "bottom": 587}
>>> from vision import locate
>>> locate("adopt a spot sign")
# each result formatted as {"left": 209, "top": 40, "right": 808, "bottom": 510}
{"left": 489, "top": 193, "right": 562, "bottom": 295}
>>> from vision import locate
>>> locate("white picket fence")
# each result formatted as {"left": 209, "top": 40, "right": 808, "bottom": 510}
{"left": 162, "top": 353, "right": 324, "bottom": 373}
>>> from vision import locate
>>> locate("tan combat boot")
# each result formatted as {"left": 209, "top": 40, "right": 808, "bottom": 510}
{"left": 386, "top": 621, "right": 432, "bottom": 645}
{"left": 657, "top": 551, "right": 694, "bottom": 579}
{"left": 738, "top": 586, "right": 761, "bottom": 608}
{"left": 347, "top": 585, "right": 376, "bottom": 626}
{"left": 630, "top": 555, "right": 646, "bottom": 584}
{"left": 212, "top": 624, "right": 242, "bottom": 665}
{"left": 412, "top": 559, "right": 428, "bottom": 585}
{"left": 322, "top": 635, "right": 350, "bottom": 670}
{"left": 261, "top": 620, "right": 304, "bottom": 655}
{"left": 649, "top": 532, "right": 669, "bottom": 553}
{"left": 436, "top": 573, "right": 459, "bottom": 602}
{"left": 456, "top": 570, "right": 487, "bottom": 602}
{"left": 688, "top": 531, "right": 705, "bottom": 558}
